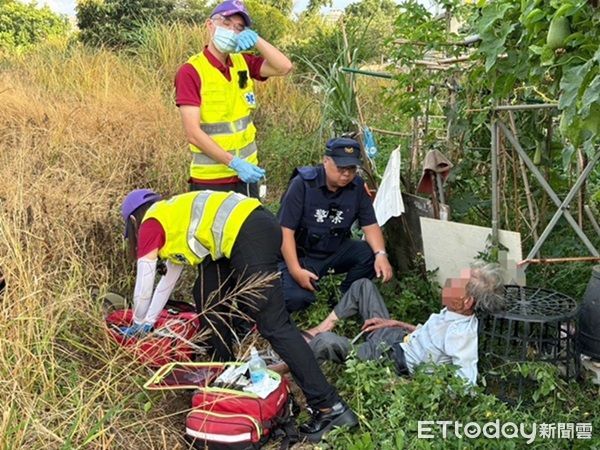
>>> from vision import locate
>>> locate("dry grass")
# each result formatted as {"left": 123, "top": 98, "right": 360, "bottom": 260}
{"left": 0, "top": 19, "right": 333, "bottom": 446}
{"left": 0, "top": 36, "right": 194, "bottom": 448}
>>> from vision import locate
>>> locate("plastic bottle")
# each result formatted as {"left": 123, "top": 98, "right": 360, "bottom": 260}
{"left": 248, "top": 346, "right": 267, "bottom": 386}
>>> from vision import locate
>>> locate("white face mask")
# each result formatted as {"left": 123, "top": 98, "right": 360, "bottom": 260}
{"left": 212, "top": 25, "right": 238, "bottom": 53}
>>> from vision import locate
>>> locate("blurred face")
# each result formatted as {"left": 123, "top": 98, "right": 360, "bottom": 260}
{"left": 442, "top": 272, "right": 474, "bottom": 314}
{"left": 323, "top": 156, "right": 358, "bottom": 190}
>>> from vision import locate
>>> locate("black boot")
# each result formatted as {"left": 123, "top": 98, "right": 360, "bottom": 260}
{"left": 299, "top": 401, "right": 358, "bottom": 442}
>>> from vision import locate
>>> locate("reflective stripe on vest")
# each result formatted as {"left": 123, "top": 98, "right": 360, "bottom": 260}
{"left": 187, "top": 192, "right": 249, "bottom": 260}
{"left": 192, "top": 141, "right": 257, "bottom": 166}
{"left": 200, "top": 115, "right": 253, "bottom": 136}
{"left": 188, "top": 192, "right": 212, "bottom": 260}
{"left": 212, "top": 193, "right": 247, "bottom": 256}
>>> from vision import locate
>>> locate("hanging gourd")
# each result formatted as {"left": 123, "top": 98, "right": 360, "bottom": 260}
{"left": 546, "top": 17, "right": 571, "bottom": 50}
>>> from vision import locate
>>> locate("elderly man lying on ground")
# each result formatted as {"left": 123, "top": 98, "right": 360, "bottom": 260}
{"left": 274, "top": 263, "right": 505, "bottom": 385}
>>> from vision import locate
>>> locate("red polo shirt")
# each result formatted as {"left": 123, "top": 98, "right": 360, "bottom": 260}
{"left": 174, "top": 47, "right": 266, "bottom": 185}
{"left": 175, "top": 46, "right": 266, "bottom": 107}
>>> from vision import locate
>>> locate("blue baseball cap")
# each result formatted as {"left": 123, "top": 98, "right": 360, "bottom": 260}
{"left": 325, "top": 137, "right": 363, "bottom": 167}
{"left": 210, "top": 0, "right": 252, "bottom": 27}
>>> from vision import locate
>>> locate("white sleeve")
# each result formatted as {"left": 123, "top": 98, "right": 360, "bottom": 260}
{"left": 132, "top": 258, "right": 157, "bottom": 324}
{"left": 143, "top": 261, "right": 184, "bottom": 325}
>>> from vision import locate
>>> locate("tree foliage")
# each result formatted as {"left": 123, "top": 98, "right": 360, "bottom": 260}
{"left": 470, "top": 0, "right": 600, "bottom": 154}
{"left": 387, "top": 0, "right": 600, "bottom": 169}
{"left": 77, "top": 0, "right": 178, "bottom": 47}
{"left": 245, "top": 0, "right": 293, "bottom": 45}
{"left": 76, "top": 0, "right": 292, "bottom": 48}
{"left": 0, "top": 0, "right": 69, "bottom": 50}
{"left": 286, "top": 0, "right": 398, "bottom": 72}
{"left": 385, "top": 0, "right": 600, "bottom": 262}
{"left": 257, "top": 0, "right": 293, "bottom": 16}
{"left": 170, "top": 0, "right": 211, "bottom": 23}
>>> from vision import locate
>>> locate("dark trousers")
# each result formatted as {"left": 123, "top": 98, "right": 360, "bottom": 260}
{"left": 193, "top": 208, "right": 340, "bottom": 410}
{"left": 280, "top": 239, "right": 376, "bottom": 312}
{"left": 189, "top": 180, "right": 258, "bottom": 199}
{"left": 190, "top": 179, "right": 259, "bottom": 349}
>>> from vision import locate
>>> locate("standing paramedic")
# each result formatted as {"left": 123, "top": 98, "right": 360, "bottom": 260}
{"left": 175, "top": 0, "right": 292, "bottom": 197}
{"left": 278, "top": 137, "right": 394, "bottom": 312}
{"left": 119, "top": 189, "right": 358, "bottom": 442}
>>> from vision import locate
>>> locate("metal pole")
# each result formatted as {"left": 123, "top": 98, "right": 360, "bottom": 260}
{"left": 490, "top": 115, "right": 499, "bottom": 247}
{"left": 497, "top": 121, "right": 600, "bottom": 261}
{"left": 340, "top": 67, "right": 393, "bottom": 79}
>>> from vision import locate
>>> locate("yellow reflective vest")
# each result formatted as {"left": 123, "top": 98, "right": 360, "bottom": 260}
{"left": 143, "top": 191, "right": 261, "bottom": 265}
{"left": 187, "top": 52, "right": 258, "bottom": 180}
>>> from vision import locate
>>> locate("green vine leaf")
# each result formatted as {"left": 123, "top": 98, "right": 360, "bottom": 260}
{"left": 581, "top": 73, "right": 600, "bottom": 117}
{"left": 558, "top": 60, "right": 592, "bottom": 110}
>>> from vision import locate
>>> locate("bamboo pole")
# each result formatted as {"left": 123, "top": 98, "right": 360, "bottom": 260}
{"left": 518, "top": 257, "right": 600, "bottom": 266}
{"left": 369, "top": 127, "right": 411, "bottom": 137}
{"left": 494, "top": 104, "right": 558, "bottom": 111}
{"left": 578, "top": 149, "right": 588, "bottom": 228}
{"left": 467, "top": 103, "right": 558, "bottom": 113}
{"left": 393, "top": 35, "right": 481, "bottom": 47}
{"left": 491, "top": 115, "right": 499, "bottom": 246}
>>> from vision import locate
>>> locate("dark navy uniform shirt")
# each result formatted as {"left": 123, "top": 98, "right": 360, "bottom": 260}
{"left": 279, "top": 165, "right": 377, "bottom": 233}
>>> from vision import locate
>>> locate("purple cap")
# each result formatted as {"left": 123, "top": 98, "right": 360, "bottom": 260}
{"left": 121, "top": 189, "right": 162, "bottom": 236}
{"left": 210, "top": 0, "right": 251, "bottom": 26}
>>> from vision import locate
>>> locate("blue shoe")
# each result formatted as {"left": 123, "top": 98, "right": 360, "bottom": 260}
{"left": 120, "top": 323, "right": 153, "bottom": 337}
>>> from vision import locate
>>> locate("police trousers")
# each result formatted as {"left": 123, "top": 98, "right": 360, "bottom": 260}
{"left": 192, "top": 207, "right": 340, "bottom": 410}
{"left": 280, "top": 239, "right": 376, "bottom": 312}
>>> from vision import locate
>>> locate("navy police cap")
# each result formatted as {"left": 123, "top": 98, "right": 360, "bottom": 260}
{"left": 325, "top": 137, "right": 362, "bottom": 167}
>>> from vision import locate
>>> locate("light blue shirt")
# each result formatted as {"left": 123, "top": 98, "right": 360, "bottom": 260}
{"left": 400, "top": 308, "right": 479, "bottom": 385}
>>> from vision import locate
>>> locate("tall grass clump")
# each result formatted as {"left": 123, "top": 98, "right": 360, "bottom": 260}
{"left": 0, "top": 40, "right": 194, "bottom": 448}
{"left": 127, "top": 21, "right": 209, "bottom": 89}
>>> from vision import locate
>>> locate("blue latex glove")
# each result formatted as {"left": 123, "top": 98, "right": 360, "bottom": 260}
{"left": 236, "top": 29, "right": 259, "bottom": 52}
{"left": 120, "top": 322, "right": 153, "bottom": 338}
{"left": 229, "top": 156, "right": 266, "bottom": 183}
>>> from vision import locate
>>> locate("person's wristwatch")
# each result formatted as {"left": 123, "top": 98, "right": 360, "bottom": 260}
{"left": 374, "top": 250, "right": 388, "bottom": 258}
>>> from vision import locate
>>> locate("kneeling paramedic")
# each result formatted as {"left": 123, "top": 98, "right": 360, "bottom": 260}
{"left": 119, "top": 189, "right": 358, "bottom": 441}
{"left": 278, "top": 137, "right": 393, "bottom": 312}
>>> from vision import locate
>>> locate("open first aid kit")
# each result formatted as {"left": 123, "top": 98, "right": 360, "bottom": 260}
{"left": 144, "top": 362, "right": 298, "bottom": 450}
{"left": 105, "top": 302, "right": 201, "bottom": 367}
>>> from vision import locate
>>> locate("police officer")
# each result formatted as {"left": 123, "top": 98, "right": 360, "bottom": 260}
{"left": 119, "top": 189, "right": 358, "bottom": 441}
{"left": 278, "top": 137, "right": 393, "bottom": 312}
